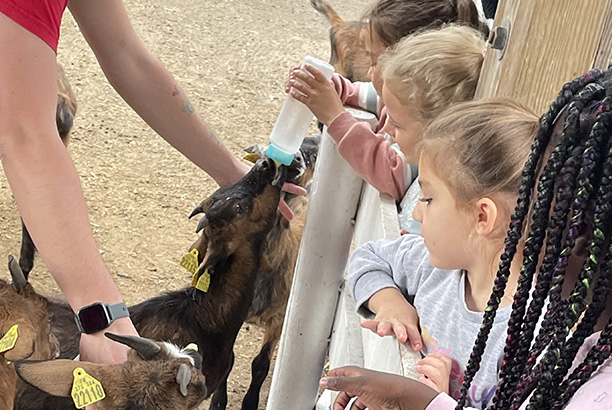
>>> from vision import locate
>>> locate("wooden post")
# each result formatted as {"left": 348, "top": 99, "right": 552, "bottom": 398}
{"left": 477, "top": 0, "right": 612, "bottom": 111}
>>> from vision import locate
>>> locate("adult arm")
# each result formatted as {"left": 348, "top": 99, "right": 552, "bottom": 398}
{"left": 0, "top": 13, "right": 136, "bottom": 364}
{"left": 68, "top": 0, "right": 250, "bottom": 187}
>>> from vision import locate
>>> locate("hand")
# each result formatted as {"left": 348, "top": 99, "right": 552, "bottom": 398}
{"left": 79, "top": 317, "right": 139, "bottom": 365}
{"left": 278, "top": 182, "right": 307, "bottom": 221}
{"left": 415, "top": 353, "right": 453, "bottom": 394}
{"left": 363, "top": 288, "right": 424, "bottom": 351}
{"left": 320, "top": 366, "right": 438, "bottom": 410}
{"left": 287, "top": 64, "right": 345, "bottom": 126}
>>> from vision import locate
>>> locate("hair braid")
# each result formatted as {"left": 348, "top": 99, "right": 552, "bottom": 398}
{"left": 505, "top": 90, "right": 609, "bottom": 409}
{"left": 525, "top": 86, "right": 609, "bottom": 410}
{"left": 555, "top": 315, "right": 612, "bottom": 408}
{"left": 547, "top": 108, "right": 612, "bottom": 399}
{"left": 453, "top": 72, "right": 602, "bottom": 410}
{"left": 493, "top": 104, "right": 582, "bottom": 410}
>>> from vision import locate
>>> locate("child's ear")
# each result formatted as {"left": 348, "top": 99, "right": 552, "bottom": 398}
{"left": 474, "top": 198, "right": 499, "bottom": 236}
{"left": 15, "top": 360, "right": 109, "bottom": 397}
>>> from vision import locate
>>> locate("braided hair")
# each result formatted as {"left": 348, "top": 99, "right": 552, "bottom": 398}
{"left": 455, "top": 68, "right": 612, "bottom": 410}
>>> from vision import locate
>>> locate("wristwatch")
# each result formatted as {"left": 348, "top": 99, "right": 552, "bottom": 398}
{"left": 74, "top": 302, "right": 130, "bottom": 334}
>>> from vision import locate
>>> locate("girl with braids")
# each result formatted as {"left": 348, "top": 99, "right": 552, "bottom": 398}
{"left": 287, "top": 0, "right": 485, "bottom": 234}
{"left": 345, "top": 99, "right": 538, "bottom": 409}
{"left": 318, "top": 69, "right": 612, "bottom": 410}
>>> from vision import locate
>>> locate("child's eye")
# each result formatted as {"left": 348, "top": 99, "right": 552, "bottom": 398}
{"left": 419, "top": 197, "right": 432, "bottom": 205}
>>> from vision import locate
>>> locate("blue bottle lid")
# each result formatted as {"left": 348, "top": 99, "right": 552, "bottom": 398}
{"left": 266, "top": 143, "right": 295, "bottom": 166}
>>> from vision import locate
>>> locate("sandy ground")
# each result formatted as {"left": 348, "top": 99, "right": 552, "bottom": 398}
{"left": 0, "top": 0, "right": 370, "bottom": 408}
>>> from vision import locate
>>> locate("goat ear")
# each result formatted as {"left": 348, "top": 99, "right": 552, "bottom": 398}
{"left": 176, "top": 363, "right": 192, "bottom": 397}
{"left": 15, "top": 360, "right": 106, "bottom": 397}
{"left": 3, "top": 323, "right": 35, "bottom": 361}
{"left": 8, "top": 255, "right": 27, "bottom": 293}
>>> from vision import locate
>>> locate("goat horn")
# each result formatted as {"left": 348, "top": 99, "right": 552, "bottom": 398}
{"left": 8, "top": 255, "right": 27, "bottom": 293}
{"left": 176, "top": 363, "right": 192, "bottom": 397}
{"left": 104, "top": 333, "right": 161, "bottom": 360}
{"left": 195, "top": 216, "right": 208, "bottom": 233}
{"left": 189, "top": 205, "right": 204, "bottom": 219}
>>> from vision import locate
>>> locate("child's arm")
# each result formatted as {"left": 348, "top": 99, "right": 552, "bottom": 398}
{"left": 289, "top": 65, "right": 407, "bottom": 200}
{"left": 348, "top": 235, "right": 429, "bottom": 351}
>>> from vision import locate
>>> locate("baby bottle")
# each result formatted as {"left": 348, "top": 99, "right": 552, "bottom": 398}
{"left": 266, "top": 56, "right": 335, "bottom": 165}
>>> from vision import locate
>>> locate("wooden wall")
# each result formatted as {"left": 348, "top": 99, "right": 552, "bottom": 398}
{"left": 476, "top": 0, "right": 612, "bottom": 114}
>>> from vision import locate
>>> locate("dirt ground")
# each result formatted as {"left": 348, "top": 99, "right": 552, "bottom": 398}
{"left": 0, "top": 0, "right": 369, "bottom": 408}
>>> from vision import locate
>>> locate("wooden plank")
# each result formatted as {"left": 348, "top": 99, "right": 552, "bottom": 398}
{"left": 594, "top": 4, "right": 612, "bottom": 69}
{"left": 476, "top": 0, "right": 612, "bottom": 114}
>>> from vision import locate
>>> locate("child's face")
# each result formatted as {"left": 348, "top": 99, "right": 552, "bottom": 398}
{"left": 381, "top": 84, "right": 424, "bottom": 163}
{"left": 412, "top": 159, "right": 473, "bottom": 270}
{"left": 365, "top": 28, "right": 386, "bottom": 97}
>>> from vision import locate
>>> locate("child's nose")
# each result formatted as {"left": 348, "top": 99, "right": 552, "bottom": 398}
{"left": 382, "top": 117, "right": 394, "bottom": 136}
{"left": 412, "top": 199, "right": 423, "bottom": 222}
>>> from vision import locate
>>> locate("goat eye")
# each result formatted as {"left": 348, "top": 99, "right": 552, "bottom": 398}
{"left": 234, "top": 203, "right": 243, "bottom": 214}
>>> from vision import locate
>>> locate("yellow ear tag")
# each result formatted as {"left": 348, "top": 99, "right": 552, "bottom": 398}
{"left": 192, "top": 265, "right": 212, "bottom": 293}
{"left": 71, "top": 367, "right": 105, "bottom": 409}
{"left": 180, "top": 249, "right": 200, "bottom": 274}
{"left": 243, "top": 153, "right": 260, "bottom": 163}
{"left": 185, "top": 343, "right": 198, "bottom": 352}
{"left": 0, "top": 325, "right": 18, "bottom": 354}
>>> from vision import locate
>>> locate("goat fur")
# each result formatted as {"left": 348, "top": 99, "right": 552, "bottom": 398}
{"left": 311, "top": 0, "right": 370, "bottom": 82}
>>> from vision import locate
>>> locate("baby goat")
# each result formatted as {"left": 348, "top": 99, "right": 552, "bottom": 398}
{"left": 0, "top": 255, "right": 58, "bottom": 409}
{"left": 232, "top": 137, "right": 318, "bottom": 410}
{"left": 16, "top": 333, "right": 207, "bottom": 410}
{"left": 311, "top": 0, "right": 370, "bottom": 82}
{"left": 19, "top": 64, "right": 78, "bottom": 278}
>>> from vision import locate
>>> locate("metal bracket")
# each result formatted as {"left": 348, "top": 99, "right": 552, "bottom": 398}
{"left": 489, "top": 18, "right": 511, "bottom": 60}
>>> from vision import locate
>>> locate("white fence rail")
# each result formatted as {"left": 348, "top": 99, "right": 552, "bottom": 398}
{"left": 266, "top": 109, "right": 420, "bottom": 410}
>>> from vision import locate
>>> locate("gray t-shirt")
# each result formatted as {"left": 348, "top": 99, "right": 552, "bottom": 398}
{"left": 348, "top": 234, "right": 511, "bottom": 409}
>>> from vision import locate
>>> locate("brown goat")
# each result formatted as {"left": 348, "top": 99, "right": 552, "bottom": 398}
{"left": 19, "top": 154, "right": 308, "bottom": 410}
{"left": 311, "top": 0, "right": 370, "bottom": 82}
{"left": 235, "top": 137, "right": 318, "bottom": 410}
{"left": 19, "top": 64, "right": 78, "bottom": 278}
{"left": 16, "top": 333, "right": 207, "bottom": 410}
{"left": 0, "top": 255, "right": 58, "bottom": 409}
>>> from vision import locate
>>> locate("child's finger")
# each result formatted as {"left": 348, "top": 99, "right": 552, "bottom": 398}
{"left": 293, "top": 69, "right": 319, "bottom": 86}
{"left": 289, "top": 79, "right": 311, "bottom": 95}
{"left": 289, "top": 87, "right": 309, "bottom": 103}
{"left": 415, "top": 362, "right": 445, "bottom": 382}
{"left": 406, "top": 326, "right": 423, "bottom": 351}
{"left": 304, "top": 63, "right": 328, "bottom": 82}
{"left": 417, "top": 376, "right": 439, "bottom": 391}
{"left": 390, "top": 322, "right": 408, "bottom": 343}
{"left": 360, "top": 319, "right": 380, "bottom": 334}
{"left": 376, "top": 321, "right": 393, "bottom": 337}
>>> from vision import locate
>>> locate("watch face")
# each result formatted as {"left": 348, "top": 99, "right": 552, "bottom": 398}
{"left": 77, "top": 304, "right": 109, "bottom": 334}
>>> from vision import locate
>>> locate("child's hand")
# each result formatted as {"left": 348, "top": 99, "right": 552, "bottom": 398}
{"left": 287, "top": 64, "right": 345, "bottom": 126}
{"left": 415, "top": 353, "right": 453, "bottom": 394}
{"left": 362, "top": 288, "right": 423, "bottom": 351}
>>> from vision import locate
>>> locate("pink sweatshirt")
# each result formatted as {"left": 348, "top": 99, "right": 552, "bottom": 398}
{"left": 327, "top": 74, "right": 409, "bottom": 202}
{"left": 426, "top": 331, "right": 612, "bottom": 410}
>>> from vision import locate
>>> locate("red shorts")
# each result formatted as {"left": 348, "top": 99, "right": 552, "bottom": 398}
{"left": 0, "top": 0, "right": 68, "bottom": 53}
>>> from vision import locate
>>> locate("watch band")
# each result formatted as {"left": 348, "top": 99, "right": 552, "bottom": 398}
{"left": 75, "top": 301, "right": 130, "bottom": 334}
{"left": 107, "top": 302, "right": 129, "bottom": 321}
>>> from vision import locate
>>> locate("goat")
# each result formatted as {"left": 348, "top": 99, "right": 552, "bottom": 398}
{"left": 230, "top": 137, "right": 318, "bottom": 410}
{"left": 15, "top": 333, "right": 207, "bottom": 410}
{"left": 311, "top": 0, "right": 370, "bottom": 82}
{"left": 19, "top": 64, "right": 78, "bottom": 278}
{"left": 19, "top": 153, "right": 308, "bottom": 410}
{"left": 0, "top": 255, "right": 59, "bottom": 409}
